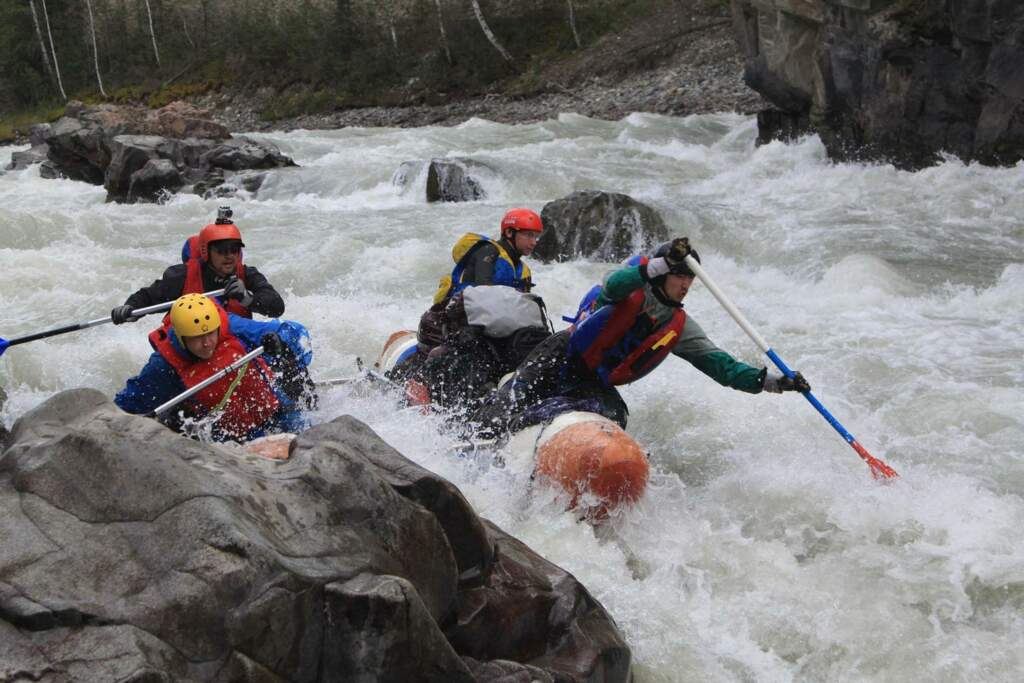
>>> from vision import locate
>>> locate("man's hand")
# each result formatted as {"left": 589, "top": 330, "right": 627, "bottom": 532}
{"left": 763, "top": 371, "right": 811, "bottom": 394}
{"left": 665, "top": 237, "right": 692, "bottom": 267}
{"left": 111, "top": 304, "right": 139, "bottom": 325}
{"left": 260, "top": 333, "right": 284, "bottom": 356}
{"left": 223, "top": 276, "right": 252, "bottom": 306}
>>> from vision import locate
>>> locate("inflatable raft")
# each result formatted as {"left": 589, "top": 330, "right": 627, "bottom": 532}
{"left": 375, "top": 330, "right": 649, "bottom": 516}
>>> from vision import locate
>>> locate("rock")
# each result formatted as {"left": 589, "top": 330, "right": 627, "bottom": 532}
{"left": 0, "top": 389, "right": 632, "bottom": 681}
{"left": 37, "top": 102, "right": 296, "bottom": 202}
{"left": 127, "top": 159, "right": 185, "bottom": 203}
{"left": 534, "top": 190, "right": 668, "bottom": 263}
{"left": 144, "top": 101, "right": 230, "bottom": 140}
{"left": 28, "top": 123, "right": 51, "bottom": 147}
{"left": 426, "top": 158, "right": 492, "bottom": 202}
{"left": 5, "top": 145, "right": 49, "bottom": 171}
{"left": 43, "top": 116, "right": 109, "bottom": 184}
{"left": 731, "top": 0, "right": 1024, "bottom": 169}
{"left": 200, "top": 136, "right": 297, "bottom": 172}
{"left": 104, "top": 135, "right": 177, "bottom": 200}
{"left": 38, "top": 160, "right": 61, "bottom": 180}
{"left": 447, "top": 522, "right": 633, "bottom": 682}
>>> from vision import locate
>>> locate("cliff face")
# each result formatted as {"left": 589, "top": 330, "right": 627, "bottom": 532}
{"left": 732, "top": 0, "right": 1024, "bottom": 169}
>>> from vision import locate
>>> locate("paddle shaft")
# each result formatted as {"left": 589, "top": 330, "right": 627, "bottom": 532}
{"left": 2, "top": 288, "right": 226, "bottom": 348}
{"left": 683, "top": 254, "right": 898, "bottom": 478}
{"left": 149, "top": 345, "right": 264, "bottom": 417}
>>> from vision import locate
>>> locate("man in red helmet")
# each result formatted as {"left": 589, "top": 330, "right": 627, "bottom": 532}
{"left": 111, "top": 208, "right": 284, "bottom": 324}
{"left": 394, "top": 208, "right": 553, "bottom": 411}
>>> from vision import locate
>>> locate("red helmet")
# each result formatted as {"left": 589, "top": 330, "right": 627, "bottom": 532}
{"left": 500, "top": 208, "right": 543, "bottom": 235}
{"left": 198, "top": 222, "right": 245, "bottom": 260}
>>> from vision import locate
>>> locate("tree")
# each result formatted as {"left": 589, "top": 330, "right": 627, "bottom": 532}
{"left": 27, "top": 0, "right": 56, "bottom": 84}
{"left": 84, "top": 0, "right": 107, "bottom": 97}
{"left": 144, "top": 0, "right": 160, "bottom": 65}
{"left": 470, "top": 0, "right": 512, "bottom": 63}
{"left": 434, "top": 0, "right": 452, "bottom": 65}
{"left": 567, "top": 0, "right": 581, "bottom": 49}
{"left": 38, "top": 0, "right": 66, "bottom": 100}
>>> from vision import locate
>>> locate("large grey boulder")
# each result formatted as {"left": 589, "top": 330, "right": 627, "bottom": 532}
{"left": 40, "top": 101, "right": 295, "bottom": 203}
{"left": 393, "top": 158, "right": 495, "bottom": 202}
{"left": 731, "top": 0, "right": 1024, "bottom": 169}
{"left": 0, "top": 389, "right": 632, "bottom": 682}
{"left": 534, "top": 191, "right": 668, "bottom": 263}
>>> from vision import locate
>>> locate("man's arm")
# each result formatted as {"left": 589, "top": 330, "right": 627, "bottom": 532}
{"left": 123, "top": 264, "right": 187, "bottom": 310}
{"left": 595, "top": 265, "right": 646, "bottom": 306}
{"left": 242, "top": 266, "right": 285, "bottom": 318}
{"left": 672, "top": 316, "right": 764, "bottom": 393}
{"left": 114, "top": 353, "right": 186, "bottom": 414}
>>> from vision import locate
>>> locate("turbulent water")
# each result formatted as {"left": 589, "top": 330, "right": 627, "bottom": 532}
{"left": 2, "top": 113, "right": 1023, "bottom": 682}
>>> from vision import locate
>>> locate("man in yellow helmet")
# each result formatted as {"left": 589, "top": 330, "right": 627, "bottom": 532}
{"left": 115, "top": 294, "right": 316, "bottom": 442}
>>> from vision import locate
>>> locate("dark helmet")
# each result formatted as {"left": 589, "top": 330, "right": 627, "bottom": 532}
{"left": 652, "top": 240, "right": 700, "bottom": 277}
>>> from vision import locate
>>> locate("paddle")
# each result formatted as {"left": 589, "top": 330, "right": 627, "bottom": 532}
{"left": 684, "top": 253, "right": 899, "bottom": 480}
{"left": 149, "top": 345, "right": 264, "bottom": 418}
{"left": 0, "top": 288, "right": 227, "bottom": 358}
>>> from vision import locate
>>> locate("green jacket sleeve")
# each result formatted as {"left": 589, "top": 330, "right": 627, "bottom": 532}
{"left": 596, "top": 266, "right": 646, "bottom": 306}
{"left": 672, "top": 316, "right": 765, "bottom": 393}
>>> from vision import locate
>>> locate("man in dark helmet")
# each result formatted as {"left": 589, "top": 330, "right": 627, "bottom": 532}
{"left": 471, "top": 237, "right": 810, "bottom": 437}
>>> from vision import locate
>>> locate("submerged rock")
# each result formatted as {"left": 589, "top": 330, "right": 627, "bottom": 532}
{"left": 534, "top": 190, "right": 668, "bottom": 263}
{"left": 393, "top": 158, "right": 495, "bottom": 202}
{"left": 0, "top": 389, "right": 632, "bottom": 682}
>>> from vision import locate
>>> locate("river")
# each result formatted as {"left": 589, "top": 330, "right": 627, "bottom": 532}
{"left": 2, "top": 113, "right": 1022, "bottom": 682}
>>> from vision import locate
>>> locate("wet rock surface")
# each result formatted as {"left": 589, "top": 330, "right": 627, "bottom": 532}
{"left": 31, "top": 101, "right": 294, "bottom": 203}
{"left": 535, "top": 191, "right": 668, "bottom": 263}
{"left": 732, "top": 0, "right": 1024, "bottom": 169}
{"left": 0, "top": 388, "right": 631, "bottom": 682}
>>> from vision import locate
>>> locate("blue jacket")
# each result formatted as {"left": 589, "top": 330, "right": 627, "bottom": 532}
{"left": 115, "top": 315, "right": 313, "bottom": 440}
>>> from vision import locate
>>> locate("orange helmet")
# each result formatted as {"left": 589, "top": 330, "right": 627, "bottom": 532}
{"left": 198, "top": 222, "right": 245, "bottom": 261}
{"left": 500, "top": 208, "right": 543, "bottom": 235}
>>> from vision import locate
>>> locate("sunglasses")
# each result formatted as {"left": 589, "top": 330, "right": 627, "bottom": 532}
{"left": 210, "top": 242, "right": 242, "bottom": 255}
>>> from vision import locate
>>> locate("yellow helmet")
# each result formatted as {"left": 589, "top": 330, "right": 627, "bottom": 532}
{"left": 169, "top": 294, "right": 221, "bottom": 339}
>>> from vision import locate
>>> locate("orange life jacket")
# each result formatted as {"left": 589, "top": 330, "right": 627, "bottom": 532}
{"left": 149, "top": 306, "right": 279, "bottom": 439}
{"left": 183, "top": 257, "right": 250, "bottom": 318}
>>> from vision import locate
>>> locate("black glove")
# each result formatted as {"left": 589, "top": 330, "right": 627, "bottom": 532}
{"left": 223, "top": 276, "right": 252, "bottom": 306}
{"left": 763, "top": 371, "right": 811, "bottom": 394}
{"left": 111, "top": 304, "right": 139, "bottom": 325}
{"left": 260, "top": 332, "right": 284, "bottom": 356}
{"left": 665, "top": 237, "right": 692, "bottom": 268}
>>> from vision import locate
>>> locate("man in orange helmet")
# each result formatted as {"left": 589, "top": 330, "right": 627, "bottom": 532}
{"left": 395, "top": 208, "right": 553, "bottom": 411}
{"left": 111, "top": 207, "right": 284, "bottom": 324}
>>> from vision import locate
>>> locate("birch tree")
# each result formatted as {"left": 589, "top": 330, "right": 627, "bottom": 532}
{"left": 434, "top": 0, "right": 452, "bottom": 65}
{"left": 27, "top": 0, "right": 56, "bottom": 83}
{"left": 38, "top": 0, "right": 66, "bottom": 100}
{"left": 470, "top": 0, "right": 512, "bottom": 63}
{"left": 144, "top": 0, "right": 160, "bottom": 65}
{"left": 84, "top": 0, "right": 107, "bottom": 97}
{"left": 567, "top": 0, "right": 581, "bottom": 49}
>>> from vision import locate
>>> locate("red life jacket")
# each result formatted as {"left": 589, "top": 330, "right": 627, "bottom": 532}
{"left": 148, "top": 306, "right": 280, "bottom": 440}
{"left": 570, "top": 289, "right": 686, "bottom": 386}
{"left": 183, "top": 257, "right": 251, "bottom": 318}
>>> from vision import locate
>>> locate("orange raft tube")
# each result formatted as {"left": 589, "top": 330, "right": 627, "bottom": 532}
{"left": 374, "top": 330, "right": 649, "bottom": 516}
{"left": 505, "top": 411, "right": 649, "bottom": 517}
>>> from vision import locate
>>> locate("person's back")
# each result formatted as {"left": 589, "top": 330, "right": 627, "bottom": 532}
{"left": 111, "top": 207, "right": 284, "bottom": 325}
{"left": 392, "top": 208, "right": 549, "bottom": 409}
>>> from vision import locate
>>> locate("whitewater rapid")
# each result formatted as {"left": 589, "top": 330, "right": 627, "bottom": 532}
{"left": 2, "top": 113, "right": 1022, "bottom": 682}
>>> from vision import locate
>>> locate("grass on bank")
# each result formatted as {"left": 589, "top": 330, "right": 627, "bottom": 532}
{"left": 0, "top": 102, "right": 65, "bottom": 144}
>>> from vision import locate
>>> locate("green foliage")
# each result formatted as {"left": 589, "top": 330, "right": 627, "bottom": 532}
{"left": 0, "top": 0, "right": 676, "bottom": 122}
{"left": 0, "top": 102, "right": 65, "bottom": 144}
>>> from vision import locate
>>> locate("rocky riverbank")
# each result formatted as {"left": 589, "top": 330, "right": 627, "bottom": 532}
{"left": 199, "top": 4, "right": 764, "bottom": 134}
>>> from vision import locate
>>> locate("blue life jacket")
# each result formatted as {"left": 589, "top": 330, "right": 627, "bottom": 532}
{"left": 432, "top": 233, "right": 532, "bottom": 305}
